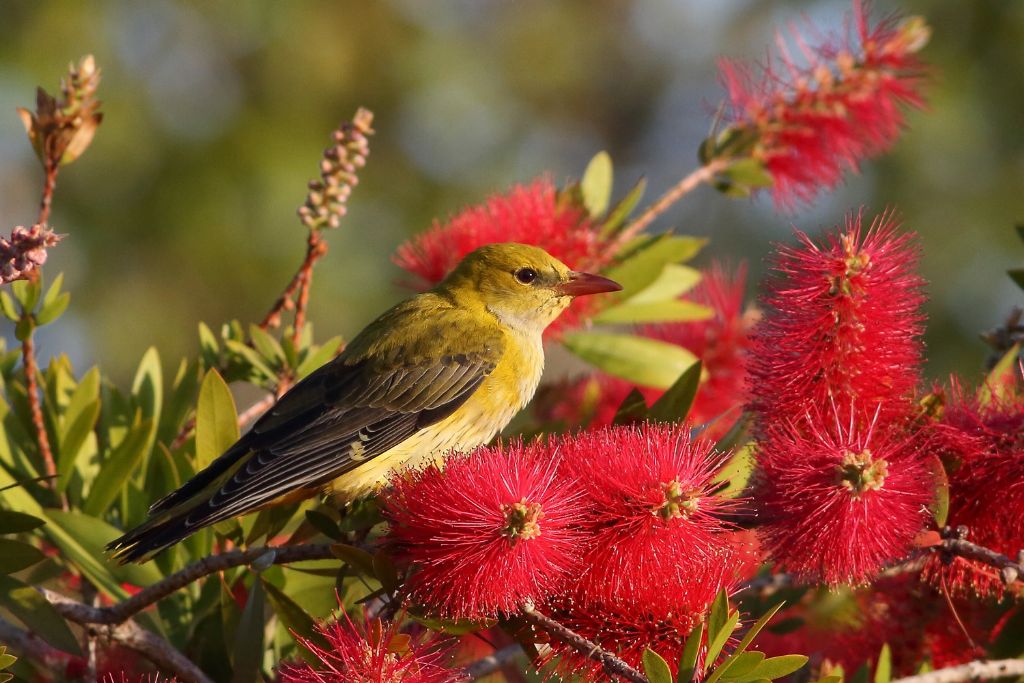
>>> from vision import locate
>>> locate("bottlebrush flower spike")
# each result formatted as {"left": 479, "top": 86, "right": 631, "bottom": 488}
{"left": 392, "top": 178, "right": 614, "bottom": 336}
{"left": 558, "top": 423, "right": 743, "bottom": 603}
{"left": 922, "top": 382, "right": 1024, "bottom": 597}
{"left": 755, "top": 404, "right": 933, "bottom": 584}
{"left": 748, "top": 210, "right": 925, "bottom": 429}
{"left": 712, "top": 1, "right": 929, "bottom": 208}
{"left": 277, "top": 607, "right": 464, "bottom": 683}
{"left": 382, "top": 441, "right": 586, "bottom": 620}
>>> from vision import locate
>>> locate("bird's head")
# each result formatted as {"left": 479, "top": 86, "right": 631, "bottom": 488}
{"left": 437, "top": 243, "right": 622, "bottom": 333}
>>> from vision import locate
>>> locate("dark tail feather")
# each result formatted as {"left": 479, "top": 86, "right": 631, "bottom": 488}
{"left": 146, "top": 437, "right": 252, "bottom": 516}
{"left": 106, "top": 511, "right": 199, "bottom": 564}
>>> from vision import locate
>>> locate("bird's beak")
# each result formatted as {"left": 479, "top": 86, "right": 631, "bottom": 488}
{"left": 554, "top": 271, "right": 623, "bottom": 297}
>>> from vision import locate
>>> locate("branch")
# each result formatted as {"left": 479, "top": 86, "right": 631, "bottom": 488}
{"left": 465, "top": 644, "right": 525, "bottom": 680}
{"left": 20, "top": 335, "right": 57, "bottom": 486}
{"left": 889, "top": 660, "right": 1024, "bottom": 683}
{"left": 0, "top": 616, "right": 68, "bottom": 671}
{"left": 519, "top": 603, "right": 649, "bottom": 683}
{"left": 42, "top": 543, "right": 334, "bottom": 625}
{"left": 936, "top": 528, "right": 1024, "bottom": 586}
{"left": 91, "top": 620, "right": 214, "bottom": 683}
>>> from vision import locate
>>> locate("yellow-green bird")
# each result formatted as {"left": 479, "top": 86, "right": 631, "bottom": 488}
{"left": 108, "top": 243, "right": 620, "bottom": 562}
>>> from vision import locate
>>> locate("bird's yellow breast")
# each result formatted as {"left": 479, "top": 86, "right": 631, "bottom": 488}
{"left": 328, "top": 327, "right": 544, "bottom": 499}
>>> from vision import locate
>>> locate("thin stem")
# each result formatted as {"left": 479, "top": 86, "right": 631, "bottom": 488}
{"left": 21, "top": 328, "right": 57, "bottom": 487}
{"left": 614, "top": 159, "right": 728, "bottom": 247}
{"left": 259, "top": 230, "right": 327, "bottom": 333}
{"left": 519, "top": 603, "right": 648, "bottom": 683}
{"left": 466, "top": 644, "right": 525, "bottom": 680}
{"left": 42, "top": 543, "right": 334, "bottom": 625}
{"left": 38, "top": 160, "right": 58, "bottom": 227}
{"left": 889, "top": 660, "right": 1024, "bottom": 683}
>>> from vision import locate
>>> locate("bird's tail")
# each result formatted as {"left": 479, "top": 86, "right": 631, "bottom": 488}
{"left": 106, "top": 439, "right": 253, "bottom": 563}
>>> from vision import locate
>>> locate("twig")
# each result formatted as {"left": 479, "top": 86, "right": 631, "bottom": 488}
{"left": 0, "top": 615, "right": 68, "bottom": 670}
{"left": 38, "top": 160, "right": 58, "bottom": 227}
{"left": 889, "top": 659, "right": 1024, "bottom": 683}
{"left": 614, "top": 159, "right": 728, "bottom": 248}
{"left": 258, "top": 230, "right": 327, "bottom": 333}
{"left": 20, "top": 335, "right": 57, "bottom": 486}
{"left": 94, "top": 620, "right": 214, "bottom": 683}
{"left": 238, "top": 392, "right": 278, "bottom": 428}
{"left": 466, "top": 644, "right": 525, "bottom": 680}
{"left": 519, "top": 603, "right": 648, "bottom": 683}
{"left": 42, "top": 543, "right": 334, "bottom": 625}
{"left": 936, "top": 529, "right": 1024, "bottom": 586}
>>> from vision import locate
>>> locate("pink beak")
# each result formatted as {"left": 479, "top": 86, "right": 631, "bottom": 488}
{"left": 555, "top": 271, "right": 623, "bottom": 297}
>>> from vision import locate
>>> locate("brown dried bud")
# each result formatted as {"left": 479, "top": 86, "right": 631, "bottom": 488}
{"left": 297, "top": 108, "right": 374, "bottom": 231}
{"left": 1, "top": 225, "right": 63, "bottom": 284}
{"left": 18, "top": 55, "right": 102, "bottom": 168}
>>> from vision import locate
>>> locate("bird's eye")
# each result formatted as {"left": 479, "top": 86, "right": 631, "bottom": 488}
{"left": 514, "top": 267, "right": 538, "bottom": 285}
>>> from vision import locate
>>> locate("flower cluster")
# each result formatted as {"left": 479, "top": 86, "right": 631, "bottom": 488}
{"left": 0, "top": 224, "right": 62, "bottom": 284}
{"left": 298, "top": 108, "right": 374, "bottom": 231}
{"left": 715, "top": 1, "right": 928, "bottom": 208}
{"left": 278, "top": 607, "right": 464, "bottom": 683}
{"left": 382, "top": 423, "right": 748, "bottom": 667}
{"left": 923, "top": 382, "right": 1024, "bottom": 596}
{"left": 749, "top": 211, "right": 931, "bottom": 584}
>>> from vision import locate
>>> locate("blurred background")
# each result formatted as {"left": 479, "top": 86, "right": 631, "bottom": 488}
{"left": 0, "top": 0, "right": 1021, "bottom": 384}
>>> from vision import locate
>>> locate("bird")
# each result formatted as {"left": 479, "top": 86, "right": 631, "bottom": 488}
{"left": 108, "top": 242, "right": 621, "bottom": 562}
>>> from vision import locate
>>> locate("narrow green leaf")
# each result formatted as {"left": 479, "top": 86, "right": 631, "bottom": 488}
{"left": 56, "top": 399, "right": 100, "bottom": 492}
{"left": 705, "top": 611, "right": 739, "bottom": 673}
{"left": 595, "top": 300, "right": 714, "bottom": 324}
{"left": 928, "top": 456, "right": 950, "bottom": 528}
{"left": 563, "top": 332, "right": 699, "bottom": 390}
{"left": 979, "top": 343, "right": 1020, "bottom": 407}
{"left": 195, "top": 369, "right": 240, "bottom": 470}
{"left": 224, "top": 339, "right": 277, "bottom": 383}
{"left": 35, "top": 292, "right": 70, "bottom": 326}
{"left": 720, "top": 158, "right": 774, "bottom": 189}
{"left": 230, "top": 579, "right": 265, "bottom": 683}
{"left": 707, "top": 604, "right": 786, "bottom": 683}
{"left": 330, "top": 543, "right": 376, "bottom": 579}
{"left": 735, "top": 655, "right": 808, "bottom": 682}
{"left": 718, "top": 652, "right": 765, "bottom": 680}
{"left": 643, "top": 648, "right": 674, "bottom": 683}
{"left": 15, "top": 316, "right": 34, "bottom": 342}
{"left": 11, "top": 280, "right": 40, "bottom": 311}
{"left": 373, "top": 551, "right": 399, "bottom": 594}
{"left": 1008, "top": 267, "right": 1024, "bottom": 291}
{"left": 263, "top": 578, "right": 329, "bottom": 655}
{"left": 0, "top": 510, "right": 45, "bottom": 534}
{"left": 198, "top": 321, "right": 220, "bottom": 366}
{"left": 732, "top": 601, "right": 787, "bottom": 656}
{"left": 708, "top": 589, "right": 729, "bottom": 643}
{"left": 0, "top": 539, "right": 46, "bottom": 574}
{"left": 249, "top": 324, "right": 286, "bottom": 367}
{"left": 605, "top": 234, "right": 707, "bottom": 294}
{"left": 712, "top": 441, "right": 755, "bottom": 498}
{"left": 613, "top": 387, "right": 648, "bottom": 425}
{"left": 41, "top": 273, "right": 64, "bottom": 308}
{"left": 601, "top": 177, "right": 647, "bottom": 237}
{"left": 0, "top": 575, "right": 81, "bottom": 655}
{"left": 627, "top": 264, "right": 702, "bottom": 304}
{"left": 84, "top": 419, "right": 153, "bottom": 516}
{"left": 648, "top": 361, "right": 703, "bottom": 424}
{"left": 304, "top": 509, "right": 343, "bottom": 540}
{"left": 296, "top": 336, "right": 343, "bottom": 379}
{"left": 850, "top": 662, "right": 871, "bottom": 683}
{"left": 677, "top": 622, "right": 704, "bottom": 683}
{"left": 874, "top": 645, "right": 892, "bottom": 683}
{"left": 580, "top": 151, "right": 613, "bottom": 218}
{"left": 0, "top": 292, "right": 19, "bottom": 322}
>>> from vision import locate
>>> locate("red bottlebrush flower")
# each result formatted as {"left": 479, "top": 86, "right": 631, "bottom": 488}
{"left": 392, "top": 178, "right": 615, "bottom": 336}
{"left": 755, "top": 405, "right": 933, "bottom": 585}
{"left": 101, "top": 675, "right": 176, "bottom": 683}
{"left": 558, "top": 423, "right": 744, "bottom": 604}
{"left": 922, "top": 383, "right": 1024, "bottom": 597}
{"left": 539, "top": 264, "right": 755, "bottom": 441}
{"left": 716, "top": 0, "right": 929, "bottom": 208}
{"left": 278, "top": 608, "right": 464, "bottom": 683}
{"left": 747, "top": 210, "right": 925, "bottom": 430}
{"left": 382, "top": 441, "right": 586, "bottom": 620}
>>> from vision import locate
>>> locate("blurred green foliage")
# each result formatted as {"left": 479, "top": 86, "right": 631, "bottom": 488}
{"left": 0, "top": 0, "right": 1022, "bottom": 382}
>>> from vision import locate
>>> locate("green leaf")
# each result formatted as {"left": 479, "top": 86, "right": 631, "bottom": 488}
{"left": 677, "top": 622, "right": 704, "bottom": 683}
{"left": 35, "top": 292, "right": 70, "bottom": 326}
{"left": 224, "top": 339, "right": 277, "bottom": 383}
{"left": 627, "top": 264, "right": 702, "bottom": 304}
{"left": 263, "top": 578, "right": 329, "bottom": 655}
{"left": 230, "top": 579, "right": 265, "bottom": 683}
{"left": 249, "top": 324, "right": 286, "bottom": 367}
{"left": 563, "top": 332, "right": 699, "bottom": 390}
{"left": 1008, "top": 267, "right": 1024, "bottom": 291}
{"left": 57, "top": 397, "right": 100, "bottom": 492}
{"left": 719, "top": 652, "right": 765, "bottom": 680}
{"left": 296, "top": 336, "right": 343, "bottom": 379}
{"left": 601, "top": 177, "right": 647, "bottom": 237}
{"left": 304, "top": 509, "right": 343, "bottom": 540}
{"left": 851, "top": 662, "right": 871, "bottom": 683}
{"left": 595, "top": 300, "right": 713, "bottom": 324}
{"left": 11, "top": 279, "right": 40, "bottom": 311}
{"left": 643, "top": 649, "right": 674, "bottom": 683}
{"left": 131, "top": 346, "right": 163, "bottom": 424}
{"left": 979, "top": 343, "right": 1020, "bottom": 407}
{"left": 0, "top": 292, "right": 19, "bottom": 322}
{"left": 373, "top": 551, "right": 399, "bottom": 594}
{"left": 84, "top": 418, "right": 153, "bottom": 516}
{"left": 928, "top": 456, "right": 950, "bottom": 528}
{"left": 198, "top": 321, "right": 220, "bottom": 365}
{"left": 735, "top": 656, "right": 808, "bottom": 682}
{"left": 0, "top": 575, "right": 81, "bottom": 655}
{"left": 0, "top": 510, "right": 45, "bottom": 534}
{"left": 648, "top": 361, "right": 703, "bottom": 424}
{"left": 15, "top": 316, "right": 34, "bottom": 342}
{"left": 712, "top": 441, "right": 755, "bottom": 498}
{"left": 41, "top": 273, "right": 63, "bottom": 307}
{"left": 330, "top": 543, "right": 376, "bottom": 579}
{"left": 705, "top": 611, "right": 739, "bottom": 673}
{"left": 606, "top": 235, "right": 707, "bottom": 294}
{"left": 613, "top": 387, "right": 648, "bottom": 425}
{"left": 874, "top": 644, "right": 891, "bottom": 683}
{"left": 708, "top": 588, "right": 729, "bottom": 645}
{"left": 0, "top": 539, "right": 46, "bottom": 574}
{"left": 580, "top": 151, "right": 613, "bottom": 218}
{"left": 720, "top": 158, "right": 774, "bottom": 189}
{"left": 195, "top": 369, "right": 240, "bottom": 470}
